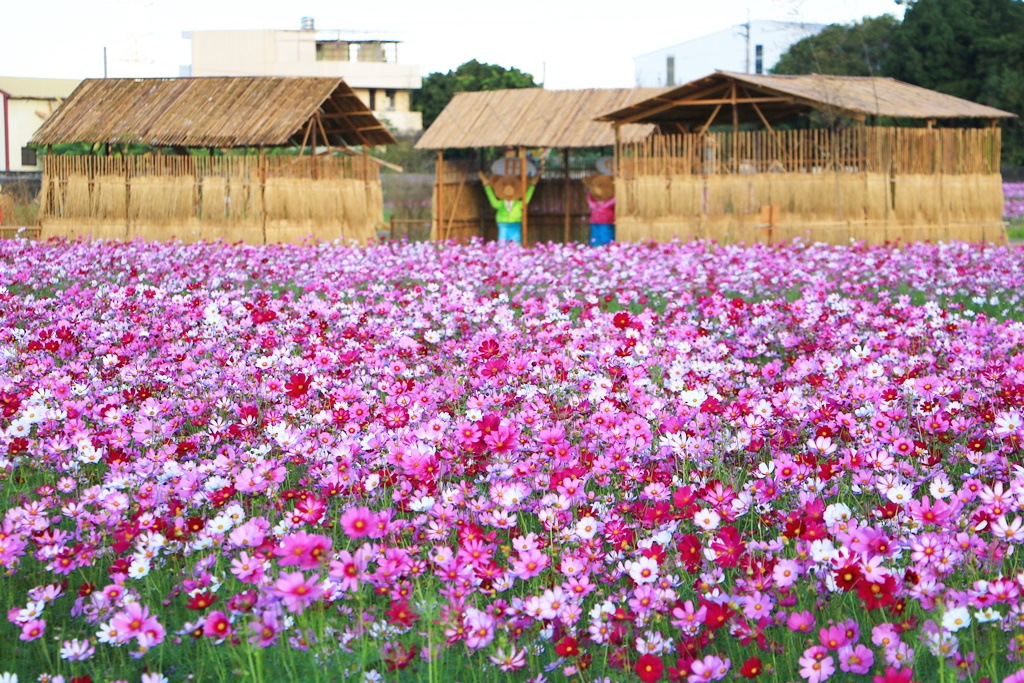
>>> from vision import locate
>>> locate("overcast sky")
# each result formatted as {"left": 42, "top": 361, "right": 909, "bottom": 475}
{"left": 4, "top": 0, "right": 904, "bottom": 89}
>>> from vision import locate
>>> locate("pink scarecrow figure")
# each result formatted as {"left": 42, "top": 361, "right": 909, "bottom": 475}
{"left": 582, "top": 173, "right": 615, "bottom": 246}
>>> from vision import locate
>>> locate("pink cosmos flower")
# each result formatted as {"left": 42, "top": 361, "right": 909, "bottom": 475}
{"left": 110, "top": 602, "right": 162, "bottom": 645}
{"left": 742, "top": 591, "right": 773, "bottom": 620}
{"left": 339, "top": 506, "right": 377, "bottom": 539}
{"left": 787, "top": 610, "right": 816, "bottom": 633}
{"left": 274, "top": 530, "right": 332, "bottom": 570}
{"left": 464, "top": 607, "right": 495, "bottom": 650}
{"left": 230, "top": 552, "right": 266, "bottom": 585}
{"left": 249, "top": 610, "right": 281, "bottom": 648}
{"left": 510, "top": 548, "right": 549, "bottom": 580}
{"left": 328, "top": 548, "right": 368, "bottom": 592}
{"left": 798, "top": 646, "right": 835, "bottom": 683}
{"left": 687, "top": 654, "right": 730, "bottom": 682}
{"left": 19, "top": 618, "right": 45, "bottom": 641}
{"left": 838, "top": 643, "right": 875, "bottom": 674}
{"left": 203, "top": 610, "right": 231, "bottom": 639}
{"left": 273, "top": 571, "right": 323, "bottom": 614}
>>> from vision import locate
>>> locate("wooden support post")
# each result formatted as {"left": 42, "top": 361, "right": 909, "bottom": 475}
{"left": 731, "top": 82, "right": 739, "bottom": 135}
{"left": 563, "top": 148, "right": 571, "bottom": 244}
{"left": 435, "top": 150, "right": 443, "bottom": 241}
{"left": 698, "top": 104, "right": 724, "bottom": 136}
{"left": 520, "top": 146, "right": 528, "bottom": 247}
{"left": 259, "top": 146, "right": 267, "bottom": 245}
{"left": 299, "top": 119, "right": 313, "bottom": 157}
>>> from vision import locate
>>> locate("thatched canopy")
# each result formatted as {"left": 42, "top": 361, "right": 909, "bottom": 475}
{"left": 31, "top": 76, "right": 396, "bottom": 148}
{"left": 598, "top": 71, "right": 1017, "bottom": 129}
{"left": 416, "top": 87, "right": 668, "bottom": 150}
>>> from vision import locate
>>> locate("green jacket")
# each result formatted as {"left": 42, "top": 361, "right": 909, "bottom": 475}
{"left": 484, "top": 184, "right": 535, "bottom": 223}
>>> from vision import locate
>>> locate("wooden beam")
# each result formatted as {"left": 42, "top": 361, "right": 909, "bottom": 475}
{"left": 739, "top": 86, "right": 775, "bottom": 132}
{"left": 697, "top": 103, "right": 724, "bottom": 136}
{"left": 612, "top": 83, "right": 732, "bottom": 127}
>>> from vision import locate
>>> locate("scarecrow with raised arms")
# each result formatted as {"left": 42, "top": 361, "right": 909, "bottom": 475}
{"left": 478, "top": 153, "right": 545, "bottom": 245}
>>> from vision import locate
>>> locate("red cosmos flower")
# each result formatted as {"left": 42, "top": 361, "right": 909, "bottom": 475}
{"left": 856, "top": 575, "right": 897, "bottom": 610}
{"left": 740, "top": 657, "right": 764, "bottom": 678}
{"left": 702, "top": 600, "right": 735, "bottom": 631}
{"left": 555, "top": 636, "right": 580, "bottom": 658}
{"left": 635, "top": 653, "right": 664, "bottom": 683}
{"left": 385, "top": 598, "right": 419, "bottom": 628}
{"left": 477, "top": 338, "right": 500, "bottom": 359}
{"left": 383, "top": 642, "right": 418, "bottom": 671}
{"left": 284, "top": 373, "right": 311, "bottom": 399}
{"left": 678, "top": 534, "right": 703, "bottom": 572}
{"left": 186, "top": 591, "right": 217, "bottom": 610}
{"left": 834, "top": 563, "right": 862, "bottom": 591}
{"left": 710, "top": 525, "right": 746, "bottom": 568}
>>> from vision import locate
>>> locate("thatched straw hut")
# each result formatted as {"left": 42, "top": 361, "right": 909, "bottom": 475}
{"left": 596, "top": 71, "right": 1017, "bottom": 245}
{"left": 31, "top": 76, "right": 396, "bottom": 244}
{"left": 415, "top": 87, "right": 665, "bottom": 244}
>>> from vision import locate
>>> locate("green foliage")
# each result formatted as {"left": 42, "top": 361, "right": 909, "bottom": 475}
{"left": 411, "top": 59, "right": 539, "bottom": 130}
{"left": 771, "top": 15, "right": 899, "bottom": 77}
{"left": 774, "top": 1, "right": 1024, "bottom": 163}
{"left": 886, "top": 0, "right": 1024, "bottom": 163}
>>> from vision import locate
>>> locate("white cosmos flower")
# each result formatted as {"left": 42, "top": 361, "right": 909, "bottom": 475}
{"left": 941, "top": 606, "right": 971, "bottom": 632}
{"left": 693, "top": 509, "right": 721, "bottom": 531}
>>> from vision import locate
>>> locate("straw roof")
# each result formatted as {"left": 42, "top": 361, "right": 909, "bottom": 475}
{"left": 31, "top": 77, "right": 396, "bottom": 148}
{"left": 415, "top": 87, "right": 668, "bottom": 150}
{"left": 598, "top": 71, "right": 1017, "bottom": 128}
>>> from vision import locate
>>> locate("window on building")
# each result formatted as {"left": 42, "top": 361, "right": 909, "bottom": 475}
{"left": 666, "top": 55, "right": 675, "bottom": 87}
{"left": 755, "top": 45, "right": 763, "bottom": 74}
{"left": 21, "top": 147, "right": 37, "bottom": 167}
{"left": 368, "top": 89, "right": 376, "bottom": 110}
{"left": 385, "top": 89, "right": 396, "bottom": 111}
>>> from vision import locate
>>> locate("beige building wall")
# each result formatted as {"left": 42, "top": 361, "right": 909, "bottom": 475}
{"left": 189, "top": 29, "right": 422, "bottom": 133}
{"left": 0, "top": 78, "right": 81, "bottom": 171}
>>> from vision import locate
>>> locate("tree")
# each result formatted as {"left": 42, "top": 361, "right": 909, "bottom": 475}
{"left": 886, "top": 0, "right": 1024, "bottom": 163}
{"left": 771, "top": 15, "right": 900, "bottom": 77}
{"left": 412, "top": 60, "right": 539, "bottom": 130}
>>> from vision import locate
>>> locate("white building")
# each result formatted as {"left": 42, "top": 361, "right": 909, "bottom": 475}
{"left": 635, "top": 20, "right": 827, "bottom": 88}
{"left": 184, "top": 19, "right": 423, "bottom": 134}
{"left": 0, "top": 77, "right": 81, "bottom": 171}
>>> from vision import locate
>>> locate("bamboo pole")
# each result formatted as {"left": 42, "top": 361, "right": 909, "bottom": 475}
{"left": 520, "top": 146, "right": 528, "bottom": 247}
{"left": 563, "top": 148, "right": 571, "bottom": 244}
{"left": 435, "top": 150, "right": 443, "bottom": 241}
{"left": 259, "top": 146, "right": 267, "bottom": 245}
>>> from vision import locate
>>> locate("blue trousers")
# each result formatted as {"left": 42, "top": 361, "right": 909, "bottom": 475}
{"left": 590, "top": 223, "right": 615, "bottom": 246}
{"left": 497, "top": 222, "right": 522, "bottom": 244}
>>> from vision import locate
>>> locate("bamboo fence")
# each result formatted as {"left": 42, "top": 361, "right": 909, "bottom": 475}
{"left": 616, "top": 127, "right": 1006, "bottom": 245}
{"left": 38, "top": 154, "right": 383, "bottom": 244}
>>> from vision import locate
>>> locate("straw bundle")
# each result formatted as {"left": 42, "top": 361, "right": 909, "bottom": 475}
{"left": 94, "top": 176, "right": 127, "bottom": 221}
{"left": 130, "top": 177, "right": 196, "bottom": 224}
{"left": 62, "top": 175, "right": 93, "bottom": 219}
{"left": 633, "top": 177, "right": 671, "bottom": 220}
{"left": 865, "top": 173, "right": 889, "bottom": 223}
{"left": 668, "top": 177, "right": 702, "bottom": 219}
{"left": 201, "top": 177, "right": 228, "bottom": 224}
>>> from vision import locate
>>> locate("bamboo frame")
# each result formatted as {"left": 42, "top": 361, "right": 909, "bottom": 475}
{"left": 39, "top": 153, "right": 383, "bottom": 245}
{"left": 613, "top": 126, "right": 1005, "bottom": 246}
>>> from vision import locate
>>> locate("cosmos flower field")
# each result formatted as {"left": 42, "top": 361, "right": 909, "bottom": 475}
{"left": 3, "top": 237, "right": 1024, "bottom": 683}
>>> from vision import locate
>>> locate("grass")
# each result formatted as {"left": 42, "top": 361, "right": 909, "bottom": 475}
{"left": 1006, "top": 218, "right": 1024, "bottom": 240}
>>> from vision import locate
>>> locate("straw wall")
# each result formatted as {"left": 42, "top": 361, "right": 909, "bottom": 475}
{"left": 617, "top": 127, "right": 1006, "bottom": 245}
{"left": 39, "top": 154, "right": 383, "bottom": 245}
